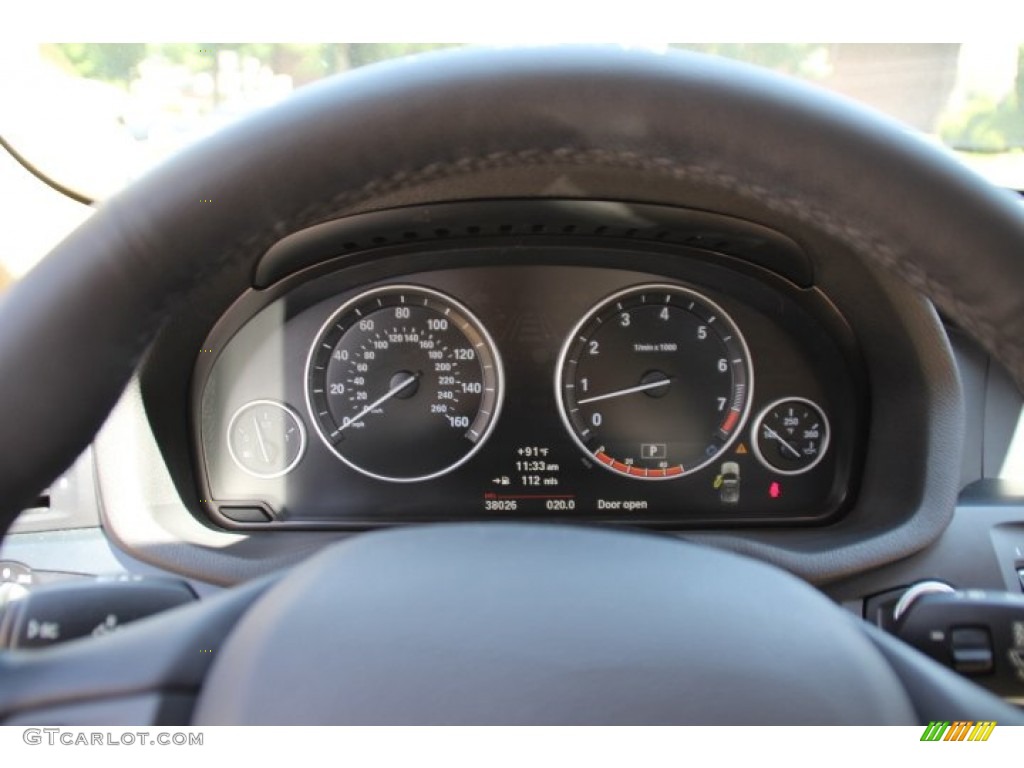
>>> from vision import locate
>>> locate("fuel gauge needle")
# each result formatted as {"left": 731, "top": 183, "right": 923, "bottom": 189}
{"left": 252, "top": 416, "right": 271, "bottom": 463}
{"left": 763, "top": 426, "right": 801, "bottom": 458}
{"left": 338, "top": 373, "right": 420, "bottom": 432}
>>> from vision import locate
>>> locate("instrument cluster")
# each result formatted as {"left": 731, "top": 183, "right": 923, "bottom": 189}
{"left": 196, "top": 253, "right": 862, "bottom": 529}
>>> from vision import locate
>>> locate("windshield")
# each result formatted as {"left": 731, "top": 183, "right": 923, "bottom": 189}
{"left": 1, "top": 43, "right": 1022, "bottom": 288}
{"left": 4, "top": 43, "right": 1023, "bottom": 197}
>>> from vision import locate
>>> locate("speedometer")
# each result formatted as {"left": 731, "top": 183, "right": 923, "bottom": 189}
{"left": 305, "top": 285, "right": 503, "bottom": 482}
{"left": 556, "top": 284, "right": 753, "bottom": 479}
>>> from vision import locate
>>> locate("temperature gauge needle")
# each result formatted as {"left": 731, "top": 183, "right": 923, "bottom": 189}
{"left": 338, "top": 373, "right": 420, "bottom": 432}
{"left": 577, "top": 378, "right": 671, "bottom": 405}
{"left": 762, "top": 426, "right": 801, "bottom": 458}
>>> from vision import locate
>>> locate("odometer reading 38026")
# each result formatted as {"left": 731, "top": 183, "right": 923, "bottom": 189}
{"left": 306, "top": 285, "right": 503, "bottom": 482}
{"left": 556, "top": 284, "right": 753, "bottom": 479}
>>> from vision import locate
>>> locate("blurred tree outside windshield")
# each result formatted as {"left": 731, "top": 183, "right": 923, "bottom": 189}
{"left": 46, "top": 43, "right": 1024, "bottom": 135}
{"left": 31, "top": 42, "right": 1024, "bottom": 188}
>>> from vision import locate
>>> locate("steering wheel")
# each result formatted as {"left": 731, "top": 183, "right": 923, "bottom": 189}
{"left": 2, "top": 47, "right": 1024, "bottom": 725}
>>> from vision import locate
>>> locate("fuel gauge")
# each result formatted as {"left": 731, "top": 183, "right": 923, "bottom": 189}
{"left": 227, "top": 400, "right": 306, "bottom": 478}
{"left": 752, "top": 397, "right": 829, "bottom": 475}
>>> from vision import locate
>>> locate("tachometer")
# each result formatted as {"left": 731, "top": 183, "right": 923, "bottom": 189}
{"left": 306, "top": 285, "right": 503, "bottom": 482}
{"left": 556, "top": 284, "right": 752, "bottom": 479}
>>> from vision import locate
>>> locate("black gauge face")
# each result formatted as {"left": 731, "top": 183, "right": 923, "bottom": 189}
{"left": 227, "top": 400, "right": 306, "bottom": 479}
{"left": 306, "top": 286, "right": 504, "bottom": 482}
{"left": 752, "top": 397, "right": 830, "bottom": 475}
{"left": 556, "top": 284, "right": 753, "bottom": 479}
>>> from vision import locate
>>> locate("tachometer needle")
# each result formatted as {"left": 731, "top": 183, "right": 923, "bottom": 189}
{"left": 763, "top": 426, "right": 801, "bottom": 458}
{"left": 338, "top": 373, "right": 421, "bottom": 432}
{"left": 577, "top": 378, "right": 671, "bottom": 405}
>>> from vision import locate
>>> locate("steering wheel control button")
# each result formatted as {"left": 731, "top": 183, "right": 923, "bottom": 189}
{"left": 751, "top": 397, "right": 830, "bottom": 475}
{"left": 306, "top": 285, "right": 504, "bottom": 483}
{"left": 893, "top": 587, "right": 1024, "bottom": 697}
{"left": 0, "top": 579, "right": 195, "bottom": 649}
{"left": 950, "top": 627, "right": 995, "bottom": 675}
{"left": 556, "top": 284, "right": 753, "bottom": 479}
{"left": 227, "top": 400, "right": 306, "bottom": 479}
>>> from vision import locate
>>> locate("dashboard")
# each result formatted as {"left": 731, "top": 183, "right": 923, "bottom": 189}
{"left": 8, "top": 46, "right": 1024, "bottom": 728}
{"left": 57, "top": 189, "right": 957, "bottom": 587}
{"left": 193, "top": 200, "right": 864, "bottom": 529}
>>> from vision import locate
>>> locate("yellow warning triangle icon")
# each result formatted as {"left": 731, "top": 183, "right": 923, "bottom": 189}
{"left": 735, "top": 443, "right": 748, "bottom": 455}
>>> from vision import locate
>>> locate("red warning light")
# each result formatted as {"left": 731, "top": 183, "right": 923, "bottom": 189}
{"left": 769, "top": 481, "right": 782, "bottom": 499}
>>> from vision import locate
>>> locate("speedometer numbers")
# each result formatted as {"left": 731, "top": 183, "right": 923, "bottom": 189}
{"left": 306, "top": 286, "right": 504, "bottom": 482}
{"left": 556, "top": 285, "right": 753, "bottom": 479}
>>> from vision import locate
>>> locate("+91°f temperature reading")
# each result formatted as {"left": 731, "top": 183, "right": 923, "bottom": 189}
{"left": 305, "top": 285, "right": 504, "bottom": 482}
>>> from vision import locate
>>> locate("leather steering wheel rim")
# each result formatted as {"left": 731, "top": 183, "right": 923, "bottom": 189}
{"left": 3, "top": 47, "right": 1024, "bottom": 724}
{"left": 1, "top": 47, "right": 1023, "bottom": 525}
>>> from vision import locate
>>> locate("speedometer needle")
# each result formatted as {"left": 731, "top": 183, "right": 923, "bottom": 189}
{"left": 577, "top": 378, "right": 671, "bottom": 405}
{"left": 763, "top": 426, "right": 801, "bottom": 458}
{"left": 338, "top": 373, "right": 420, "bottom": 432}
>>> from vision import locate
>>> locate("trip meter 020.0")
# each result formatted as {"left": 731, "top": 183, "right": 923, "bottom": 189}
{"left": 556, "top": 284, "right": 753, "bottom": 479}
{"left": 305, "top": 285, "right": 504, "bottom": 482}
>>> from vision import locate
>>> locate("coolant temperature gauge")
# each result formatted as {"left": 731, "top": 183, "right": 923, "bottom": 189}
{"left": 751, "top": 397, "right": 830, "bottom": 475}
{"left": 227, "top": 400, "right": 307, "bottom": 478}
